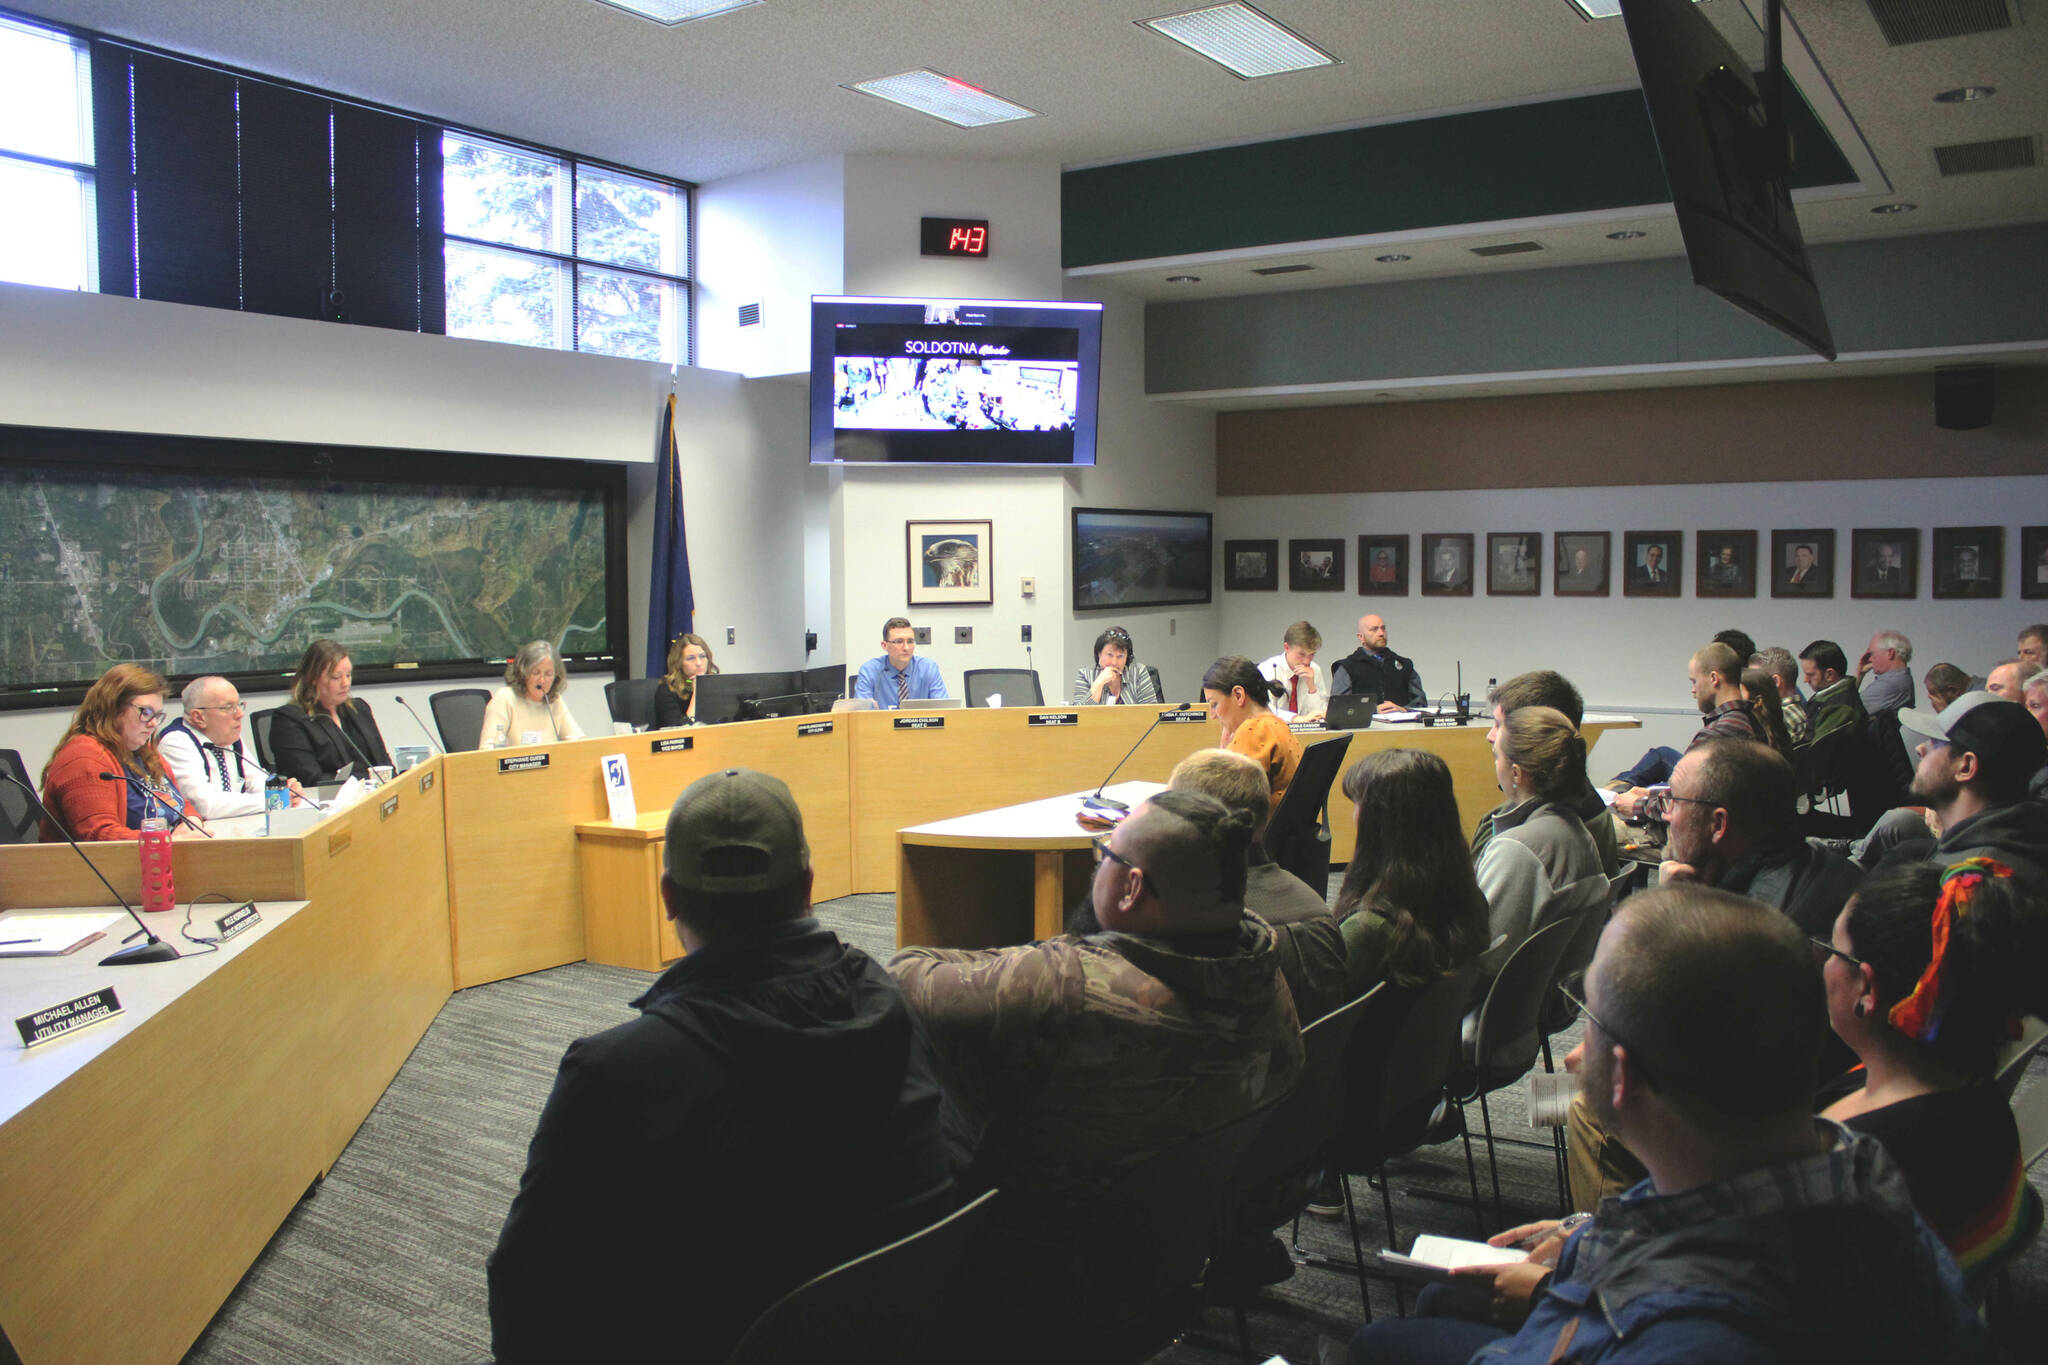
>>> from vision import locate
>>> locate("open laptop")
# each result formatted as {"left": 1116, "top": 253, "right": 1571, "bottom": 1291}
{"left": 1324, "top": 693, "right": 1380, "bottom": 732}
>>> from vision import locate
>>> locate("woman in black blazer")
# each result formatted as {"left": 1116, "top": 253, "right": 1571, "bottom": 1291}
{"left": 269, "top": 639, "right": 393, "bottom": 784}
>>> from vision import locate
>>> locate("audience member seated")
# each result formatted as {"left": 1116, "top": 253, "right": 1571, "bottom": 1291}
{"left": 39, "top": 663, "right": 199, "bottom": 841}
{"left": 481, "top": 641, "right": 586, "bottom": 747}
{"left": 1477, "top": 706, "right": 1605, "bottom": 951}
{"left": 1818, "top": 859, "right": 2045, "bottom": 1283}
{"left": 1328, "top": 613, "right": 1426, "bottom": 711}
{"left": 1858, "top": 629, "right": 1917, "bottom": 714}
{"left": 1800, "top": 636, "right": 1901, "bottom": 823}
{"left": 1258, "top": 619, "right": 1327, "bottom": 719}
{"left": 1741, "top": 666, "right": 1795, "bottom": 759}
{"left": 1072, "top": 625, "right": 1160, "bottom": 705}
{"left": 1713, "top": 627, "right": 1758, "bottom": 667}
{"left": 653, "top": 631, "right": 716, "bottom": 727}
{"left": 1345, "top": 886, "right": 1999, "bottom": 1365}
{"left": 1753, "top": 646, "right": 1809, "bottom": 746}
{"left": 2018, "top": 623, "right": 2046, "bottom": 676}
{"left": 1986, "top": 657, "right": 2025, "bottom": 701}
{"left": 852, "top": 616, "right": 948, "bottom": 709}
{"left": 1203, "top": 654, "right": 1300, "bottom": 811}
{"left": 487, "top": 768, "right": 952, "bottom": 1364}
{"left": 1877, "top": 692, "right": 2048, "bottom": 892}
{"left": 160, "top": 675, "right": 304, "bottom": 818}
{"left": 1472, "top": 671, "right": 1619, "bottom": 878}
{"left": 1167, "top": 749, "right": 1327, "bottom": 926}
{"left": 2028, "top": 669, "right": 2048, "bottom": 800}
{"left": 268, "top": 639, "right": 393, "bottom": 784}
{"left": 1923, "top": 661, "right": 1970, "bottom": 712}
{"left": 891, "top": 791, "right": 1302, "bottom": 1229}
{"left": 1611, "top": 642, "right": 1761, "bottom": 818}
{"left": 1801, "top": 638, "right": 1865, "bottom": 737}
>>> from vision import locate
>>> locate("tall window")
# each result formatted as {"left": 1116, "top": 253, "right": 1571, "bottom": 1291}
{"left": 443, "top": 132, "right": 691, "bottom": 364}
{"left": 0, "top": 16, "right": 95, "bottom": 291}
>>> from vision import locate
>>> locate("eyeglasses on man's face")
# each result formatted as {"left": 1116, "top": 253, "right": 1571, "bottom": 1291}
{"left": 191, "top": 701, "right": 247, "bottom": 715}
{"left": 1555, "top": 971, "right": 1661, "bottom": 1093}
{"left": 1093, "top": 835, "right": 1140, "bottom": 875}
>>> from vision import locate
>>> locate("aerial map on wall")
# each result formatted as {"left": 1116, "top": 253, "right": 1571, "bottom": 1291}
{"left": 0, "top": 466, "right": 613, "bottom": 694}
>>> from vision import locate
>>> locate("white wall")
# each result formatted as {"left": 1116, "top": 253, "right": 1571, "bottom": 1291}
{"left": 694, "top": 155, "right": 847, "bottom": 378}
{"left": 1218, "top": 476, "right": 2048, "bottom": 773}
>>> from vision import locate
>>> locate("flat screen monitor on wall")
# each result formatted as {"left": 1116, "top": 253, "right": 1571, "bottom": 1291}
{"left": 1620, "top": 0, "right": 1837, "bottom": 360}
{"left": 809, "top": 295, "right": 1105, "bottom": 466}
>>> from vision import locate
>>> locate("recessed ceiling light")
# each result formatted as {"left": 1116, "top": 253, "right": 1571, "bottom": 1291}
{"left": 591, "top": 0, "right": 758, "bottom": 24}
{"left": 1375, "top": 254, "right": 1411, "bottom": 263}
{"left": 1870, "top": 202, "right": 1917, "bottom": 214}
{"left": 841, "top": 69, "right": 1038, "bottom": 128}
{"left": 1138, "top": 2, "right": 1339, "bottom": 80}
{"left": 1606, "top": 229, "right": 1647, "bottom": 240}
{"left": 1165, "top": 274, "right": 1202, "bottom": 284}
{"left": 1564, "top": 0, "right": 1702, "bottom": 18}
{"left": 1933, "top": 86, "right": 1995, "bottom": 104}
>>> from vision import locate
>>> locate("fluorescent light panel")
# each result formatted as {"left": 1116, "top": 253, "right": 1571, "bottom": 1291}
{"left": 591, "top": 0, "right": 758, "bottom": 25}
{"left": 842, "top": 70, "right": 1038, "bottom": 128}
{"left": 1139, "top": 3, "right": 1338, "bottom": 79}
{"left": 1566, "top": 0, "right": 1704, "bottom": 19}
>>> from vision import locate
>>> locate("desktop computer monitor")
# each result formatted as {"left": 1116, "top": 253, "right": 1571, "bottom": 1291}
{"left": 691, "top": 671, "right": 804, "bottom": 724}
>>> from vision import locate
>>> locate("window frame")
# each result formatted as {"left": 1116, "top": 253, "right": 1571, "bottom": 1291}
{"left": 0, "top": 14, "right": 98, "bottom": 292}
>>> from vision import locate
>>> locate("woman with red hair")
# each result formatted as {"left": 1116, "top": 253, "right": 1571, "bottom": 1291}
{"left": 40, "top": 663, "right": 200, "bottom": 841}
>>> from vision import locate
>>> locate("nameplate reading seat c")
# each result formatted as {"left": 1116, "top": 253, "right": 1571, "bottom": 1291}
{"left": 498, "top": 754, "right": 550, "bottom": 773}
{"left": 1028, "top": 713, "right": 1079, "bottom": 727}
{"left": 894, "top": 716, "right": 945, "bottom": 730}
{"left": 17, "top": 987, "right": 123, "bottom": 1048}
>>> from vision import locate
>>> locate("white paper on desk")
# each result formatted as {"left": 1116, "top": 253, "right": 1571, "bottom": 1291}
{"left": 1377, "top": 709, "right": 1421, "bottom": 722}
{"left": 1596, "top": 787, "right": 1618, "bottom": 807}
{"left": 985, "top": 693, "right": 1001, "bottom": 708}
{"left": 601, "top": 753, "right": 636, "bottom": 824}
{"left": 329, "top": 776, "right": 369, "bottom": 809}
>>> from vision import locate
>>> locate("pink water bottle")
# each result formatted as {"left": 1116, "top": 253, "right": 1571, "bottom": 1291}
{"left": 139, "top": 814, "right": 176, "bottom": 913}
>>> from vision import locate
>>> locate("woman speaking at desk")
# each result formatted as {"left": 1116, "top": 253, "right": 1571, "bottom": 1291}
{"left": 483, "top": 641, "right": 585, "bottom": 747}
{"left": 654, "top": 632, "right": 717, "bottom": 728}
{"left": 39, "top": 663, "right": 201, "bottom": 841}
{"left": 1202, "top": 655, "right": 1300, "bottom": 812}
{"left": 269, "top": 639, "right": 393, "bottom": 783}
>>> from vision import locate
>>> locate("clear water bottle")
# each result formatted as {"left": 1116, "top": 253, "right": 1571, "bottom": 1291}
{"left": 139, "top": 814, "right": 176, "bottom": 913}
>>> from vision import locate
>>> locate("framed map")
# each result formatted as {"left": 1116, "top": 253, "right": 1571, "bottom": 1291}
{"left": 0, "top": 425, "right": 628, "bottom": 709}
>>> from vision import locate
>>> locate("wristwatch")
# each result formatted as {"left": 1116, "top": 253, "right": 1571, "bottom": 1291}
{"left": 1558, "top": 1212, "right": 1593, "bottom": 1235}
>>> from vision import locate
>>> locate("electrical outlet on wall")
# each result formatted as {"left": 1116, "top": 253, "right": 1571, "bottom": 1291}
{"left": 1021, "top": 624, "right": 1032, "bottom": 643}
{"left": 727, "top": 627, "right": 736, "bottom": 644}
{"left": 913, "top": 626, "right": 931, "bottom": 645}
{"left": 955, "top": 626, "right": 973, "bottom": 644}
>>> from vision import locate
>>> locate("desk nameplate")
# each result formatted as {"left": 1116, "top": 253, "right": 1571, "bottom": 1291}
{"left": 498, "top": 753, "right": 550, "bottom": 773}
{"left": 16, "top": 987, "right": 122, "bottom": 1048}
{"left": 1028, "top": 713, "right": 1079, "bottom": 727}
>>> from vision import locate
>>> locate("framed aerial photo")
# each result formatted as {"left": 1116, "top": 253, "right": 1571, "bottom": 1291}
{"left": 1072, "top": 506, "right": 1213, "bottom": 611}
{"left": 1419, "top": 533, "right": 1473, "bottom": 597}
{"left": 1622, "top": 530, "right": 1682, "bottom": 598}
{"left": 1554, "top": 531, "right": 1611, "bottom": 597}
{"left": 1770, "top": 529, "right": 1834, "bottom": 599}
{"left": 1932, "top": 525, "right": 2003, "bottom": 600}
{"left": 1697, "top": 531, "right": 1756, "bottom": 598}
{"left": 1224, "top": 539, "right": 1279, "bottom": 591}
{"left": 1486, "top": 532, "right": 1540, "bottom": 596}
{"left": 907, "top": 519, "right": 992, "bottom": 606}
{"left": 1288, "top": 538, "right": 1345, "bottom": 592}
{"left": 1358, "top": 534, "right": 1409, "bottom": 596}
{"left": 2023, "top": 526, "right": 2048, "bottom": 601}
{"left": 1850, "top": 528, "right": 1918, "bottom": 600}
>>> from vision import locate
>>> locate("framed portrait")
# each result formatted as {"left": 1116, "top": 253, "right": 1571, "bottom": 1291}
{"left": 1486, "top": 532, "right": 1541, "bottom": 597}
{"left": 1850, "top": 528, "right": 1918, "bottom": 600}
{"left": 1357, "top": 535, "right": 1409, "bottom": 596}
{"left": 1288, "top": 538, "right": 1345, "bottom": 592}
{"left": 2022, "top": 526, "right": 2048, "bottom": 601}
{"left": 1419, "top": 533, "right": 1474, "bottom": 598}
{"left": 1553, "top": 531, "right": 1611, "bottom": 597}
{"left": 1770, "top": 529, "right": 1835, "bottom": 599}
{"left": 906, "top": 519, "right": 991, "bottom": 607}
{"left": 1224, "top": 539, "right": 1278, "bottom": 591}
{"left": 1696, "top": 531, "right": 1756, "bottom": 599}
{"left": 1932, "top": 525, "right": 2003, "bottom": 600}
{"left": 1072, "top": 507, "right": 1213, "bottom": 611}
{"left": 1622, "top": 531, "right": 1681, "bottom": 598}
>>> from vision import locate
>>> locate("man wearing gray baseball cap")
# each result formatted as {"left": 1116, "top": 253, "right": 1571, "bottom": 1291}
{"left": 1869, "top": 692, "right": 2048, "bottom": 891}
{"left": 489, "top": 767, "right": 952, "bottom": 1364}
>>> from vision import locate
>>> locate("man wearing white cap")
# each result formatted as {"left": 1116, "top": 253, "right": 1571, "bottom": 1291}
{"left": 1864, "top": 693, "right": 2048, "bottom": 891}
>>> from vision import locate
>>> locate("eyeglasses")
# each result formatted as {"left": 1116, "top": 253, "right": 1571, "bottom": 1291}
{"left": 1555, "top": 972, "right": 1660, "bottom": 1092}
{"left": 1659, "top": 790, "right": 1719, "bottom": 811}
{"left": 1809, "top": 936, "right": 1866, "bottom": 971}
{"left": 190, "top": 701, "right": 247, "bottom": 714}
{"left": 128, "top": 703, "right": 164, "bottom": 725}
{"left": 1102, "top": 628, "right": 1131, "bottom": 642}
{"left": 1094, "top": 836, "right": 1140, "bottom": 874}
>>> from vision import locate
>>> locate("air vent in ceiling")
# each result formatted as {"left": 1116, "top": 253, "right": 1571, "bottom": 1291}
{"left": 1469, "top": 241, "right": 1544, "bottom": 257}
{"left": 1934, "top": 135, "right": 2036, "bottom": 176}
{"left": 1864, "top": 0, "right": 2010, "bottom": 46}
{"left": 737, "top": 301, "right": 762, "bottom": 329}
{"left": 1250, "top": 263, "right": 1316, "bottom": 276}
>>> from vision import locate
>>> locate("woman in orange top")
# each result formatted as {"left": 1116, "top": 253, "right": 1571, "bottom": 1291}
{"left": 1202, "top": 655, "right": 1300, "bottom": 812}
{"left": 40, "top": 663, "right": 201, "bottom": 841}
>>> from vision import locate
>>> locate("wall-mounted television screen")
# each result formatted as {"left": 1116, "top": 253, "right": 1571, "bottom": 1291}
{"left": 810, "top": 295, "right": 1104, "bottom": 466}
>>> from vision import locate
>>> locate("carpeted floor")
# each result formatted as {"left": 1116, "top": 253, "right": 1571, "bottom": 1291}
{"left": 178, "top": 889, "right": 2048, "bottom": 1364}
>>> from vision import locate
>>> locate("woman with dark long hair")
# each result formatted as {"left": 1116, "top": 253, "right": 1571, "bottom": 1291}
{"left": 1333, "top": 748, "right": 1492, "bottom": 988}
{"left": 267, "top": 638, "right": 393, "bottom": 782}
{"left": 1201, "top": 654, "right": 1298, "bottom": 810}
{"left": 1741, "top": 666, "right": 1795, "bottom": 758}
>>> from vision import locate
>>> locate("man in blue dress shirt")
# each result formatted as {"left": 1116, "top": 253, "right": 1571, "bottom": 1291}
{"left": 853, "top": 616, "right": 949, "bottom": 708}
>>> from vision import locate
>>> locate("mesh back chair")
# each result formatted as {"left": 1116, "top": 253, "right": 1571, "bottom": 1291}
{"left": 724, "top": 1190, "right": 998, "bottom": 1365}
{"left": 249, "top": 707, "right": 282, "bottom": 772}
{"left": 963, "top": 668, "right": 1043, "bottom": 708}
{"left": 1262, "top": 736, "right": 1351, "bottom": 892}
{"left": 1537, "top": 870, "right": 1629, "bottom": 1058}
{"left": 604, "top": 677, "right": 661, "bottom": 730}
{"left": 0, "top": 748, "right": 39, "bottom": 843}
{"left": 429, "top": 688, "right": 492, "bottom": 752}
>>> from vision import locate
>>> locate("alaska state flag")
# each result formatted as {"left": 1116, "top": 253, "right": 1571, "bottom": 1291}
{"left": 645, "top": 393, "right": 695, "bottom": 676}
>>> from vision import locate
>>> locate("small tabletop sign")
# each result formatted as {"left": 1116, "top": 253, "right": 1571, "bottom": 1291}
{"left": 651, "top": 734, "right": 694, "bottom": 755}
{"left": 1028, "top": 712, "right": 1079, "bottom": 727}
{"left": 1159, "top": 710, "right": 1208, "bottom": 724}
{"left": 16, "top": 987, "right": 123, "bottom": 1048}
{"left": 797, "top": 720, "right": 833, "bottom": 737}
{"left": 894, "top": 715, "right": 945, "bottom": 730}
{"left": 602, "top": 753, "right": 637, "bottom": 824}
{"left": 498, "top": 753, "right": 550, "bottom": 773}
{"left": 214, "top": 901, "right": 262, "bottom": 942}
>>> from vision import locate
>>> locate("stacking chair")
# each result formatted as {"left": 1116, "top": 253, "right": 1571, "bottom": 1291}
{"left": 1537, "top": 870, "right": 1629, "bottom": 1068}
{"left": 249, "top": 707, "right": 282, "bottom": 772}
{"left": 429, "top": 687, "right": 492, "bottom": 752}
{"left": 603, "top": 677, "right": 661, "bottom": 730}
{"left": 1262, "top": 736, "right": 1350, "bottom": 892}
{"left": 963, "top": 668, "right": 1043, "bottom": 708}
{"left": 723, "top": 1190, "right": 997, "bottom": 1365}
{"left": 0, "top": 748, "right": 39, "bottom": 843}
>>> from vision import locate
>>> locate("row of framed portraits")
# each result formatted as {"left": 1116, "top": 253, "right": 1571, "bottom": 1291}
{"left": 1225, "top": 526, "right": 2048, "bottom": 601}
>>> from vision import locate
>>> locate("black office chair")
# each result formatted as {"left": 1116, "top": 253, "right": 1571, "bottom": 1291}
{"left": 1142, "top": 664, "right": 1165, "bottom": 702}
{"left": 1262, "top": 736, "right": 1350, "bottom": 892}
{"left": 248, "top": 707, "right": 282, "bottom": 772}
{"left": 0, "top": 748, "right": 40, "bottom": 843}
{"left": 429, "top": 687, "right": 493, "bottom": 752}
{"left": 963, "top": 668, "right": 1043, "bottom": 708}
{"left": 724, "top": 1190, "right": 998, "bottom": 1365}
{"left": 604, "top": 677, "right": 661, "bottom": 730}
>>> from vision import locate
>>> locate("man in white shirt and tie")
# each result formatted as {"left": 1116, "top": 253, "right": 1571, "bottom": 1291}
{"left": 160, "top": 675, "right": 304, "bottom": 818}
{"left": 1257, "top": 620, "right": 1326, "bottom": 720}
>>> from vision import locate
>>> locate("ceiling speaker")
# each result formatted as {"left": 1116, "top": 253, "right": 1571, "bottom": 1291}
{"left": 1934, "top": 365, "right": 1994, "bottom": 431}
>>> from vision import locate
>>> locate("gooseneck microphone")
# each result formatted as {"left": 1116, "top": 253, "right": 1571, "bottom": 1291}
{"left": 0, "top": 769, "right": 178, "bottom": 966}
{"left": 100, "top": 772, "right": 214, "bottom": 838}
{"left": 392, "top": 695, "right": 445, "bottom": 755}
{"left": 1083, "top": 702, "right": 1193, "bottom": 813}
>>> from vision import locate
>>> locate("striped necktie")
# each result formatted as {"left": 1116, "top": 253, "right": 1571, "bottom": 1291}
{"left": 208, "top": 744, "right": 233, "bottom": 791}
{"left": 896, "top": 667, "right": 909, "bottom": 706}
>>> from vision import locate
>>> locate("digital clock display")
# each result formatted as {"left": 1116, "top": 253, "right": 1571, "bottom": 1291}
{"left": 920, "top": 217, "right": 991, "bottom": 258}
